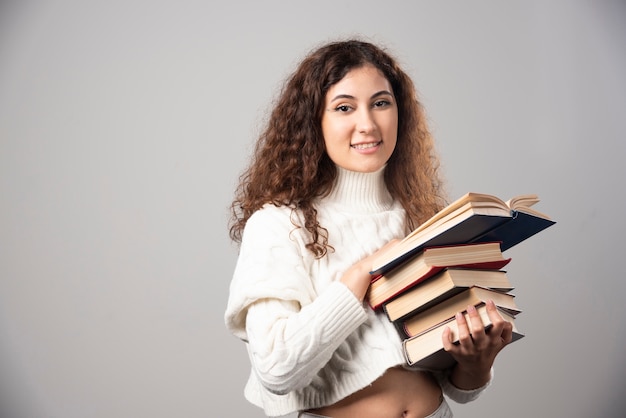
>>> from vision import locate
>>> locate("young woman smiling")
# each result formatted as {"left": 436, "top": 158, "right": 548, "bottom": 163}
{"left": 225, "top": 39, "right": 513, "bottom": 418}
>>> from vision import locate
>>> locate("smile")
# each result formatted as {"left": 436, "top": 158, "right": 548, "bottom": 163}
{"left": 351, "top": 141, "right": 382, "bottom": 150}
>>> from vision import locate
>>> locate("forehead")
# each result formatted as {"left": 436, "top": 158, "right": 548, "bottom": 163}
{"left": 326, "top": 65, "right": 393, "bottom": 97}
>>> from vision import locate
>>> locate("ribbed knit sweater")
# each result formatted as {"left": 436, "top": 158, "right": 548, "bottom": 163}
{"left": 225, "top": 166, "right": 490, "bottom": 417}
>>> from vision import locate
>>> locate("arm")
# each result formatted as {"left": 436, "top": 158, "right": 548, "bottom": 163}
{"left": 245, "top": 281, "right": 366, "bottom": 395}
{"left": 244, "top": 239, "right": 399, "bottom": 395}
{"left": 226, "top": 208, "right": 395, "bottom": 395}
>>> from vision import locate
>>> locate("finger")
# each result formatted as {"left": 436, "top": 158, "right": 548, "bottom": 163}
{"left": 485, "top": 300, "right": 513, "bottom": 345}
{"left": 500, "top": 321, "right": 514, "bottom": 344}
{"left": 465, "top": 304, "right": 486, "bottom": 341}
{"left": 454, "top": 311, "right": 473, "bottom": 347}
{"left": 485, "top": 300, "right": 504, "bottom": 324}
{"left": 442, "top": 326, "right": 455, "bottom": 351}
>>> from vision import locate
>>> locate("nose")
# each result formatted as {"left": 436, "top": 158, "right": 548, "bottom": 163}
{"left": 357, "top": 108, "right": 376, "bottom": 134}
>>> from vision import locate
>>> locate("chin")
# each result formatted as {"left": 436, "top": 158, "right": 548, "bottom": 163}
{"left": 349, "top": 164, "right": 385, "bottom": 173}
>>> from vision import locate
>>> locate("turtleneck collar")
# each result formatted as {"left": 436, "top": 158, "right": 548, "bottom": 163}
{"left": 323, "top": 165, "right": 395, "bottom": 213}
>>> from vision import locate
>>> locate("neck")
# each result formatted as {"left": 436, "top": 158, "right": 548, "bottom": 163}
{"left": 324, "top": 166, "right": 394, "bottom": 212}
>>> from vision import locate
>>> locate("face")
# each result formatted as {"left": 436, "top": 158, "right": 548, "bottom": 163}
{"left": 321, "top": 65, "right": 398, "bottom": 173}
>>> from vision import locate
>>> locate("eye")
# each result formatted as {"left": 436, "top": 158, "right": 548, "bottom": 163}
{"left": 335, "top": 104, "right": 352, "bottom": 112}
{"left": 373, "top": 99, "right": 391, "bottom": 108}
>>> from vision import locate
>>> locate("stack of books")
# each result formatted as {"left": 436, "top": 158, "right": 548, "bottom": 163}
{"left": 366, "top": 192, "right": 556, "bottom": 370}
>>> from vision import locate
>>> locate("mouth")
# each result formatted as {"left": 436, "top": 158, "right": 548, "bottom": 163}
{"left": 351, "top": 141, "right": 382, "bottom": 150}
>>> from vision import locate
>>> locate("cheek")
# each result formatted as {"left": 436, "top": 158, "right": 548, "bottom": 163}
{"left": 322, "top": 119, "right": 349, "bottom": 142}
{"left": 320, "top": 117, "right": 333, "bottom": 142}
{"left": 389, "top": 117, "right": 399, "bottom": 140}
{"left": 381, "top": 123, "right": 397, "bottom": 145}
{"left": 386, "top": 121, "right": 399, "bottom": 152}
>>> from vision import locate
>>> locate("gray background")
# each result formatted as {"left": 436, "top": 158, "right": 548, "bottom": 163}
{"left": 1, "top": 0, "right": 625, "bottom": 417}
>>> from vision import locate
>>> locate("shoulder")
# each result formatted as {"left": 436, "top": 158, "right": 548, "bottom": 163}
{"left": 241, "top": 204, "right": 309, "bottom": 251}
{"left": 244, "top": 204, "right": 303, "bottom": 237}
{"left": 247, "top": 203, "right": 296, "bottom": 225}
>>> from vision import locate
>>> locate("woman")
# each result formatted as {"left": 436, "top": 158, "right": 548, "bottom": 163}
{"left": 225, "top": 39, "right": 513, "bottom": 418}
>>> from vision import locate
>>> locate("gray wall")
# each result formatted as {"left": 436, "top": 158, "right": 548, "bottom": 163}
{"left": 1, "top": 1, "right": 624, "bottom": 417}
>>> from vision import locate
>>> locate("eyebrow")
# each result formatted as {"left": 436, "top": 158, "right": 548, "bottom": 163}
{"left": 328, "top": 90, "right": 394, "bottom": 102}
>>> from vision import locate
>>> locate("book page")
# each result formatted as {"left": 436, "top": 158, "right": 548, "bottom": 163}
{"left": 407, "top": 193, "right": 509, "bottom": 240}
{"left": 506, "top": 194, "right": 551, "bottom": 219}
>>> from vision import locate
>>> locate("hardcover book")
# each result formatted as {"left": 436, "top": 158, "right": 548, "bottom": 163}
{"left": 403, "top": 304, "right": 524, "bottom": 370}
{"left": 367, "top": 241, "right": 510, "bottom": 310}
{"left": 383, "top": 268, "right": 514, "bottom": 322}
{"left": 400, "top": 286, "right": 520, "bottom": 338}
{"left": 370, "top": 192, "right": 555, "bottom": 276}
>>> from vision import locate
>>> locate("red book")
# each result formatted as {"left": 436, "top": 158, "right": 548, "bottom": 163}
{"left": 366, "top": 242, "right": 510, "bottom": 310}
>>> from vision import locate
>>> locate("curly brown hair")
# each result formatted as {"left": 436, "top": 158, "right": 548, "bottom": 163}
{"left": 229, "top": 38, "right": 447, "bottom": 257}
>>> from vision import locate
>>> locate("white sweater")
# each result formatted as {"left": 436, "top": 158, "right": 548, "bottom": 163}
{"left": 225, "top": 166, "right": 489, "bottom": 417}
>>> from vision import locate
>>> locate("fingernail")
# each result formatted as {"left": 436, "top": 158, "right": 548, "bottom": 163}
{"left": 467, "top": 305, "right": 476, "bottom": 313}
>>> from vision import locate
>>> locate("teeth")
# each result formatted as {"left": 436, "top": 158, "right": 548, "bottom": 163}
{"left": 351, "top": 142, "right": 380, "bottom": 149}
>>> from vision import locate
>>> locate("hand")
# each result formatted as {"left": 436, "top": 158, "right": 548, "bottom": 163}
{"left": 340, "top": 240, "right": 400, "bottom": 302}
{"left": 442, "top": 299, "right": 514, "bottom": 389}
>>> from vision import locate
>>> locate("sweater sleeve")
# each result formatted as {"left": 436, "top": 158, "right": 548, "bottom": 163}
{"left": 224, "top": 206, "right": 369, "bottom": 395}
{"left": 433, "top": 367, "right": 493, "bottom": 404}
{"left": 246, "top": 281, "right": 367, "bottom": 394}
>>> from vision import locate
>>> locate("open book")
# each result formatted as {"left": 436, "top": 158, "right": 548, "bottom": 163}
{"left": 370, "top": 192, "right": 555, "bottom": 276}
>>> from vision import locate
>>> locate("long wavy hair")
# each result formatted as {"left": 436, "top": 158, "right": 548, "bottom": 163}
{"left": 229, "top": 39, "right": 447, "bottom": 257}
